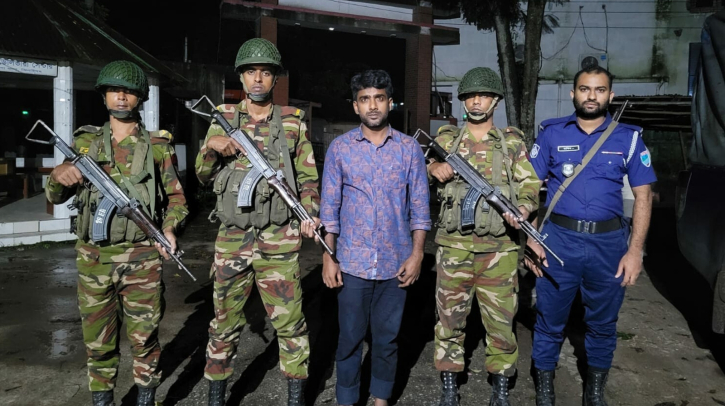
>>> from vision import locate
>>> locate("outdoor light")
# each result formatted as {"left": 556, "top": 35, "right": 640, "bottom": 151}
{"left": 329, "top": 27, "right": 335, "bottom": 31}
{"left": 22, "top": 110, "right": 29, "bottom": 115}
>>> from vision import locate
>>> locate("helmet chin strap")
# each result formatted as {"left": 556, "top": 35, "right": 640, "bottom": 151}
{"left": 464, "top": 96, "right": 499, "bottom": 122}
{"left": 103, "top": 96, "right": 140, "bottom": 120}
{"left": 242, "top": 77, "right": 277, "bottom": 103}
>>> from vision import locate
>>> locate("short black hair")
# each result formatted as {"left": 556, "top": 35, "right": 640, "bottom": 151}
{"left": 573, "top": 66, "right": 614, "bottom": 89}
{"left": 351, "top": 70, "right": 393, "bottom": 100}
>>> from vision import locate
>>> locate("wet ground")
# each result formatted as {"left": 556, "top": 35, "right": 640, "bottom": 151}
{"left": 1, "top": 207, "right": 724, "bottom": 406}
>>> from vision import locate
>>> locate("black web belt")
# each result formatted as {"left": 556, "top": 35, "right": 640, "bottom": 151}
{"left": 549, "top": 213, "right": 622, "bottom": 234}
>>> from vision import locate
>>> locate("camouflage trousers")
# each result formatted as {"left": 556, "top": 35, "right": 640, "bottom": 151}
{"left": 76, "top": 245, "right": 164, "bottom": 391}
{"left": 434, "top": 246, "right": 519, "bottom": 377}
{"left": 204, "top": 225, "right": 310, "bottom": 381}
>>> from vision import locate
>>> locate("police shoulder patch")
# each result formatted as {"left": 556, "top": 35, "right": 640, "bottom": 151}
{"left": 640, "top": 148, "right": 652, "bottom": 167}
{"left": 530, "top": 144, "right": 541, "bottom": 158}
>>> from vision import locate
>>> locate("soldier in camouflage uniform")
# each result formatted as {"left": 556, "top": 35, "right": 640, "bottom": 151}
{"left": 46, "top": 60, "right": 189, "bottom": 406}
{"left": 427, "top": 67, "right": 540, "bottom": 406}
{"left": 195, "top": 38, "right": 320, "bottom": 406}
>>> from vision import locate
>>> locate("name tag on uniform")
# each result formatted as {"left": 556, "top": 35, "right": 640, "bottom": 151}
{"left": 557, "top": 145, "right": 580, "bottom": 152}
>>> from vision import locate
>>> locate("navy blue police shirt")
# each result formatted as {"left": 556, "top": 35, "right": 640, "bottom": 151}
{"left": 530, "top": 112, "right": 657, "bottom": 222}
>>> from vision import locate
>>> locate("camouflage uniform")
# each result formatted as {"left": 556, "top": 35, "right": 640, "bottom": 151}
{"left": 46, "top": 125, "right": 188, "bottom": 391}
{"left": 432, "top": 125, "right": 539, "bottom": 377}
{"left": 195, "top": 100, "right": 319, "bottom": 381}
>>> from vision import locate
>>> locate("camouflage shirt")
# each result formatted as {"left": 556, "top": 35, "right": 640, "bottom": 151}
{"left": 194, "top": 101, "right": 320, "bottom": 254}
{"left": 432, "top": 125, "right": 540, "bottom": 253}
{"left": 46, "top": 124, "right": 189, "bottom": 263}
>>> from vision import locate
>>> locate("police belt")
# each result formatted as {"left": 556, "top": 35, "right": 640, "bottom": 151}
{"left": 549, "top": 213, "right": 622, "bottom": 234}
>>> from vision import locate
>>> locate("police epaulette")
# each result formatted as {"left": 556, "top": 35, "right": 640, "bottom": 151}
{"left": 73, "top": 125, "right": 102, "bottom": 137}
{"left": 538, "top": 116, "right": 569, "bottom": 132}
{"left": 617, "top": 121, "right": 642, "bottom": 133}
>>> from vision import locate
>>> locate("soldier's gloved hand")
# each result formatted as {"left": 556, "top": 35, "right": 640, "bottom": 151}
{"left": 154, "top": 226, "right": 177, "bottom": 261}
{"left": 428, "top": 162, "right": 455, "bottom": 183}
{"left": 301, "top": 217, "right": 321, "bottom": 240}
{"left": 50, "top": 162, "right": 84, "bottom": 187}
{"left": 206, "top": 135, "right": 247, "bottom": 157}
{"left": 503, "top": 206, "right": 530, "bottom": 229}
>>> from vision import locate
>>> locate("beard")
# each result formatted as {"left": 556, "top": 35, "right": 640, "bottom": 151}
{"left": 573, "top": 97, "right": 609, "bottom": 119}
{"left": 359, "top": 111, "right": 388, "bottom": 130}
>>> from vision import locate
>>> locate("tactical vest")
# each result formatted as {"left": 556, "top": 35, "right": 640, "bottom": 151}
{"left": 438, "top": 127, "right": 518, "bottom": 237}
{"left": 72, "top": 123, "right": 158, "bottom": 244}
{"left": 210, "top": 105, "right": 299, "bottom": 230}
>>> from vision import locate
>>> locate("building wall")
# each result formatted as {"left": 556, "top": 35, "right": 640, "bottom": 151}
{"left": 433, "top": 0, "right": 710, "bottom": 134}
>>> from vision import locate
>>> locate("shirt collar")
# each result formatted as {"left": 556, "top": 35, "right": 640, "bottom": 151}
{"left": 353, "top": 125, "right": 398, "bottom": 143}
{"left": 565, "top": 112, "right": 613, "bottom": 135}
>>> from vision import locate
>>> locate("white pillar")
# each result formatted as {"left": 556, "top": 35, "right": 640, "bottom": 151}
{"left": 53, "top": 62, "right": 74, "bottom": 219}
{"left": 144, "top": 76, "right": 160, "bottom": 131}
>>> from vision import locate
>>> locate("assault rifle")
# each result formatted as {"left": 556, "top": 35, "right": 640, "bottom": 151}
{"left": 191, "top": 96, "right": 334, "bottom": 256}
{"left": 414, "top": 128, "right": 565, "bottom": 266}
{"left": 25, "top": 120, "right": 196, "bottom": 282}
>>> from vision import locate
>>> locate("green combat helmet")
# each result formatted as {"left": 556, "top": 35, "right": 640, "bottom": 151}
{"left": 95, "top": 60, "right": 149, "bottom": 120}
{"left": 235, "top": 38, "right": 282, "bottom": 102}
{"left": 458, "top": 67, "right": 503, "bottom": 122}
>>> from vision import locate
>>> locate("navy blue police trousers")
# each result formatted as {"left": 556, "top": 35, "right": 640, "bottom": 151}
{"left": 532, "top": 221, "right": 629, "bottom": 371}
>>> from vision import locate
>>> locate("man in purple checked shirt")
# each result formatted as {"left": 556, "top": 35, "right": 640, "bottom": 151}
{"left": 319, "top": 70, "right": 431, "bottom": 406}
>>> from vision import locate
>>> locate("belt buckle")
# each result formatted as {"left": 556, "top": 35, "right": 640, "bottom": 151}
{"left": 578, "top": 220, "right": 592, "bottom": 233}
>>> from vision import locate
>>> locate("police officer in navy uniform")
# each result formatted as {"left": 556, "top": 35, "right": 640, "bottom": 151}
{"left": 526, "top": 66, "right": 656, "bottom": 406}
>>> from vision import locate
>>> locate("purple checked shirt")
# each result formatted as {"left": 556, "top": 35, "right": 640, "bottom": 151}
{"left": 320, "top": 126, "right": 431, "bottom": 280}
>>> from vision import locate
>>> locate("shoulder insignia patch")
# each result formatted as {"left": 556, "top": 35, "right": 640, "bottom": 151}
{"left": 530, "top": 144, "right": 540, "bottom": 158}
{"left": 640, "top": 148, "right": 651, "bottom": 167}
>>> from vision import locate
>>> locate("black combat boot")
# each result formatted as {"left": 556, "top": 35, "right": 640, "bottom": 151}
{"left": 438, "top": 371, "right": 459, "bottom": 406}
{"left": 583, "top": 368, "right": 609, "bottom": 406}
{"left": 136, "top": 386, "right": 156, "bottom": 406}
{"left": 208, "top": 379, "right": 227, "bottom": 406}
{"left": 533, "top": 368, "right": 555, "bottom": 406}
{"left": 489, "top": 374, "right": 510, "bottom": 406}
{"left": 287, "top": 378, "right": 306, "bottom": 406}
{"left": 91, "top": 390, "right": 114, "bottom": 406}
